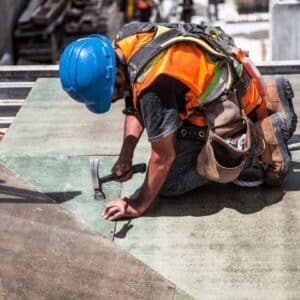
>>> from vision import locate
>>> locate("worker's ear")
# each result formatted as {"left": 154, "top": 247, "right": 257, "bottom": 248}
{"left": 115, "top": 67, "right": 125, "bottom": 83}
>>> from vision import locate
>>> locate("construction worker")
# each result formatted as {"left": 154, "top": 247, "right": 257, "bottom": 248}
{"left": 59, "top": 23, "right": 297, "bottom": 221}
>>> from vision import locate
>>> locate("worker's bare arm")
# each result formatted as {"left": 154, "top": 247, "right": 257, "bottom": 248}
{"left": 103, "top": 132, "right": 176, "bottom": 221}
{"left": 112, "top": 114, "right": 144, "bottom": 182}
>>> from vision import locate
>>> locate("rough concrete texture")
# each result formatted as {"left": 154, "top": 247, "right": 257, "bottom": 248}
{"left": 1, "top": 77, "right": 300, "bottom": 299}
{"left": 0, "top": 163, "right": 178, "bottom": 300}
{"left": 117, "top": 169, "right": 300, "bottom": 299}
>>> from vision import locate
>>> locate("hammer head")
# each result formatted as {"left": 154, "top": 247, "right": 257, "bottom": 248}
{"left": 89, "top": 159, "right": 146, "bottom": 201}
{"left": 89, "top": 159, "right": 105, "bottom": 200}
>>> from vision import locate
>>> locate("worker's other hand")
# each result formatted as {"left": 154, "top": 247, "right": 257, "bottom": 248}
{"left": 111, "top": 158, "right": 133, "bottom": 182}
{"left": 103, "top": 198, "right": 145, "bottom": 221}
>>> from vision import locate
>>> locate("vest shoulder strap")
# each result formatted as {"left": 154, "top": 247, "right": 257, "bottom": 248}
{"left": 127, "top": 27, "right": 181, "bottom": 85}
{"left": 115, "top": 22, "right": 157, "bottom": 41}
{"left": 116, "top": 22, "right": 239, "bottom": 91}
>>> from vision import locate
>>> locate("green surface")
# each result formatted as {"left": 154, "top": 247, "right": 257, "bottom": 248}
{"left": 0, "top": 78, "right": 148, "bottom": 157}
{"left": 0, "top": 155, "right": 118, "bottom": 239}
{"left": 174, "top": 289, "right": 195, "bottom": 300}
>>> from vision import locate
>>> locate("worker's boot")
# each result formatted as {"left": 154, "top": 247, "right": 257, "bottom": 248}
{"left": 255, "top": 112, "right": 292, "bottom": 185}
{"left": 234, "top": 78, "right": 297, "bottom": 187}
{"left": 265, "top": 77, "right": 297, "bottom": 140}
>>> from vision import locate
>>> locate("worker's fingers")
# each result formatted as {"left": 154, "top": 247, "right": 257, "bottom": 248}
{"left": 103, "top": 199, "right": 143, "bottom": 221}
{"left": 103, "top": 200, "right": 120, "bottom": 215}
{"left": 103, "top": 199, "right": 127, "bottom": 218}
{"left": 103, "top": 206, "right": 120, "bottom": 220}
{"left": 108, "top": 211, "right": 125, "bottom": 221}
{"left": 108, "top": 203, "right": 139, "bottom": 221}
{"left": 115, "top": 166, "right": 132, "bottom": 177}
{"left": 103, "top": 201, "right": 115, "bottom": 213}
{"left": 112, "top": 160, "right": 132, "bottom": 178}
{"left": 115, "top": 170, "right": 133, "bottom": 183}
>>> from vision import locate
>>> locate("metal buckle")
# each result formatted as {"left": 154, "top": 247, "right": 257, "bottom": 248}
{"left": 178, "top": 126, "right": 207, "bottom": 140}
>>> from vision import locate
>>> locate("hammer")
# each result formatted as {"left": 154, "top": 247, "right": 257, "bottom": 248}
{"left": 90, "top": 159, "right": 147, "bottom": 200}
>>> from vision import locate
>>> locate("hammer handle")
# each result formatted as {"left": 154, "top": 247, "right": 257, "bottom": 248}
{"left": 99, "top": 163, "right": 147, "bottom": 184}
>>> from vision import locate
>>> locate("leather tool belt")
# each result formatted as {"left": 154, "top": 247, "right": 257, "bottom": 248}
{"left": 197, "top": 70, "right": 256, "bottom": 183}
{"left": 177, "top": 126, "right": 207, "bottom": 141}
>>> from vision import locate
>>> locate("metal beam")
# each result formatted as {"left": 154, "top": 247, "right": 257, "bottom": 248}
{"left": 0, "top": 100, "right": 24, "bottom": 117}
{"left": 0, "top": 61, "right": 300, "bottom": 82}
{"left": 0, "top": 82, "right": 34, "bottom": 99}
{"left": 0, "top": 117, "right": 14, "bottom": 128}
{"left": 257, "top": 60, "right": 300, "bottom": 75}
{"left": 0, "top": 65, "right": 58, "bottom": 81}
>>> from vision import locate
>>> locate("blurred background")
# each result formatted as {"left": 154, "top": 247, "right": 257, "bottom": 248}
{"left": 0, "top": 0, "right": 298, "bottom": 65}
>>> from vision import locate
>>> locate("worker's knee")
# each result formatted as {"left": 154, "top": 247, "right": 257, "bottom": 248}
{"left": 159, "top": 167, "right": 208, "bottom": 197}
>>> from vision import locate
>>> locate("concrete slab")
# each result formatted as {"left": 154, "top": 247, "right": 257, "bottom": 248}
{"left": 0, "top": 162, "right": 178, "bottom": 300}
{"left": 0, "top": 155, "right": 119, "bottom": 239}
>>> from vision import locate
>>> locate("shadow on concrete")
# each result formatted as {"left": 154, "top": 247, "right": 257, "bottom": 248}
{"left": 145, "top": 158, "right": 300, "bottom": 218}
{"left": 146, "top": 167, "right": 300, "bottom": 218}
{"left": 0, "top": 184, "right": 81, "bottom": 204}
{"left": 114, "top": 220, "right": 134, "bottom": 239}
{"left": 146, "top": 183, "right": 285, "bottom": 217}
{"left": 45, "top": 191, "right": 82, "bottom": 203}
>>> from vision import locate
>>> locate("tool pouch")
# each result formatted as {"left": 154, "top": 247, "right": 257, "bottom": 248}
{"left": 197, "top": 90, "right": 256, "bottom": 183}
{"left": 204, "top": 89, "right": 245, "bottom": 138}
{"left": 197, "top": 118, "right": 255, "bottom": 182}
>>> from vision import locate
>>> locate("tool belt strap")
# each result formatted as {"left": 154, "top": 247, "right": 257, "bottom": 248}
{"left": 232, "top": 66, "right": 251, "bottom": 98}
{"left": 197, "top": 117, "right": 256, "bottom": 183}
{"left": 177, "top": 126, "right": 207, "bottom": 141}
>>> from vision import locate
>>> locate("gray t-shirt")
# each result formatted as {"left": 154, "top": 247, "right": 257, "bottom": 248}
{"left": 138, "top": 75, "right": 188, "bottom": 142}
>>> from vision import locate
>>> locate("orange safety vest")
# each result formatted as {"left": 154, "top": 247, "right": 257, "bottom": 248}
{"left": 115, "top": 32, "right": 264, "bottom": 127}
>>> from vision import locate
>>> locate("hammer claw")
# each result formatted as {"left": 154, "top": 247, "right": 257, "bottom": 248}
{"left": 90, "top": 159, "right": 105, "bottom": 201}
{"left": 90, "top": 160, "right": 147, "bottom": 201}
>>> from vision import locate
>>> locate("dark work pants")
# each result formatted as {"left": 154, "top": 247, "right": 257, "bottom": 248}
{"left": 159, "top": 138, "right": 208, "bottom": 197}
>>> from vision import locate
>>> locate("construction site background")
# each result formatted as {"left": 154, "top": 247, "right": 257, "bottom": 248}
{"left": 0, "top": 0, "right": 271, "bottom": 65}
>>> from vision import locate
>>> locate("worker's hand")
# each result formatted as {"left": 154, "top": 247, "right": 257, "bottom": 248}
{"left": 102, "top": 198, "right": 145, "bottom": 221}
{"left": 111, "top": 158, "right": 133, "bottom": 182}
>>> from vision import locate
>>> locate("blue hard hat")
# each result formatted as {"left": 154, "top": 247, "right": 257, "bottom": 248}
{"left": 59, "top": 34, "right": 116, "bottom": 114}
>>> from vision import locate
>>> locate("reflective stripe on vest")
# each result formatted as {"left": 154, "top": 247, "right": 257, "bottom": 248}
{"left": 199, "top": 58, "right": 243, "bottom": 105}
